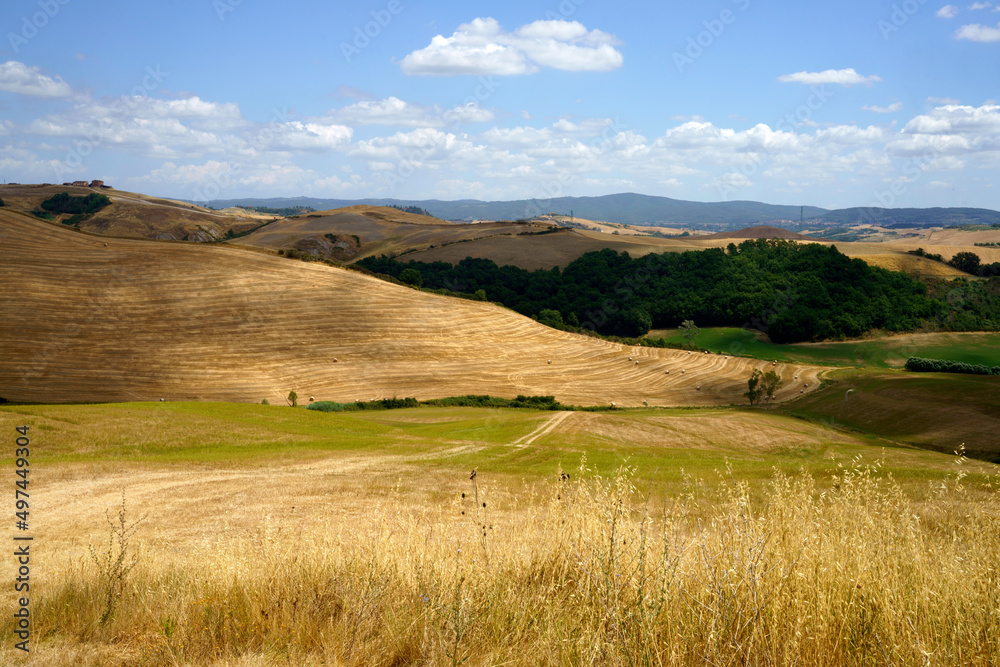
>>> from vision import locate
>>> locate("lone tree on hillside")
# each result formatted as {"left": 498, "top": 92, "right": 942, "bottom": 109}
{"left": 745, "top": 368, "right": 764, "bottom": 405}
{"left": 746, "top": 368, "right": 784, "bottom": 406}
{"left": 679, "top": 319, "right": 700, "bottom": 348}
{"left": 287, "top": 390, "right": 298, "bottom": 408}
{"left": 761, "top": 370, "right": 784, "bottom": 403}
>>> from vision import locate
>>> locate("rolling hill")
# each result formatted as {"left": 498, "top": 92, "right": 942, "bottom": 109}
{"left": 399, "top": 226, "right": 975, "bottom": 277}
{"left": 0, "top": 210, "right": 822, "bottom": 406}
{"left": 0, "top": 183, "right": 266, "bottom": 241}
{"left": 234, "top": 204, "right": 552, "bottom": 261}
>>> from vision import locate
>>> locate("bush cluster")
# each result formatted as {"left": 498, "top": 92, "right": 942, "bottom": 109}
{"left": 904, "top": 356, "right": 1000, "bottom": 376}
{"left": 40, "top": 192, "right": 111, "bottom": 215}
{"left": 308, "top": 397, "right": 420, "bottom": 412}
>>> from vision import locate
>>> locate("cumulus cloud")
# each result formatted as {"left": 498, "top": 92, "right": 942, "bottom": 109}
{"left": 0, "top": 61, "right": 72, "bottom": 97}
{"left": 937, "top": 5, "right": 960, "bottom": 17}
{"left": 399, "top": 18, "right": 623, "bottom": 76}
{"left": 969, "top": 2, "right": 991, "bottom": 9}
{"left": 890, "top": 104, "right": 1000, "bottom": 156}
{"left": 955, "top": 21, "right": 1000, "bottom": 39}
{"left": 863, "top": 102, "right": 904, "bottom": 113}
{"left": 778, "top": 68, "right": 881, "bottom": 86}
{"left": 327, "top": 96, "right": 494, "bottom": 127}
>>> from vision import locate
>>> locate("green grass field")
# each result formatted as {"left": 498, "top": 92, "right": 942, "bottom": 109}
{"left": 778, "top": 368, "right": 1000, "bottom": 461}
{"left": 4, "top": 398, "right": 996, "bottom": 486}
{"left": 647, "top": 327, "right": 1000, "bottom": 368}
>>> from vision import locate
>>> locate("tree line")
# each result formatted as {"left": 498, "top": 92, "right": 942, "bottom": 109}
{"left": 356, "top": 240, "right": 1000, "bottom": 343}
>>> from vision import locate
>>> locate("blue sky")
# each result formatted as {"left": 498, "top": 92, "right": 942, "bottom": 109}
{"left": 1, "top": 0, "right": 998, "bottom": 210}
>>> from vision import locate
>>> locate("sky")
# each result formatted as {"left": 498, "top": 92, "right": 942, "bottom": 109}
{"left": 0, "top": 0, "right": 998, "bottom": 210}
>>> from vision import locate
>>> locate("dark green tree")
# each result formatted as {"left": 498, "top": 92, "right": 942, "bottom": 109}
{"left": 615, "top": 307, "right": 652, "bottom": 337}
{"left": 536, "top": 309, "right": 564, "bottom": 328}
{"left": 745, "top": 368, "right": 764, "bottom": 406}
{"left": 950, "top": 252, "right": 982, "bottom": 275}
{"left": 287, "top": 391, "right": 298, "bottom": 408}
{"left": 761, "top": 370, "right": 783, "bottom": 403}
{"left": 399, "top": 268, "right": 423, "bottom": 287}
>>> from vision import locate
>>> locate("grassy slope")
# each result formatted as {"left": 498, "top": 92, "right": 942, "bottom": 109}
{"left": 648, "top": 327, "right": 1000, "bottom": 368}
{"left": 778, "top": 369, "right": 1000, "bottom": 460}
{"left": 3, "top": 400, "right": 993, "bottom": 480}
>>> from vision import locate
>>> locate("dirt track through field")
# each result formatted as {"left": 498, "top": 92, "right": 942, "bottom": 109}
{"left": 512, "top": 411, "right": 575, "bottom": 446}
{"left": 0, "top": 213, "right": 823, "bottom": 406}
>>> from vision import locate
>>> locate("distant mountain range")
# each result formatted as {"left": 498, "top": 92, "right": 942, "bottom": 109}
{"left": 200, "top": 192, "right": 999, "bottom": 230}
{"left": 810, "top": 207, "right": 1000, "bottom": 229}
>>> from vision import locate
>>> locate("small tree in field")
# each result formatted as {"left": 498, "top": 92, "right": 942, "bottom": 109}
{"left": 761, "top": 370, "right": 783, "bottom": 403}
{"left": 680, "top": 320, "right": 700, "bottom": 348}
{"left": 744, "top": 368, "right": 763, "bottom": 406}
{"left": 287, "top": 391, "right": 298, "bottom": 407}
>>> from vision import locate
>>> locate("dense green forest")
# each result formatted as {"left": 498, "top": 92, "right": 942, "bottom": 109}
{"left": 358, "top": 240, "right": 1000, "bottom": 343}
{"left": 40, "top": 192, "right": 111, "bottom": 215}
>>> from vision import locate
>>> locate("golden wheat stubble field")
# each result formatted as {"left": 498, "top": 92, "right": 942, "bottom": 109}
{"left": 0, "top": 211, "right": 821, "bottom": 406}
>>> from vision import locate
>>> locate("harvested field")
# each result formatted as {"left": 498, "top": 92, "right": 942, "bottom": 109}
{"left": 0, "top": 212, "right": 822, "bottom": 405}
{"left": 0, "top": 184, "right": 263, "bottom": 241}
{"left": 236, "top": 205, "right": 550, "bottom": 261}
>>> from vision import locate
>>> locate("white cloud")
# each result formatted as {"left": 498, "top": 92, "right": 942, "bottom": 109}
{"left": 400, "top": 18, "right": 623, "bottom": 76}
{"left": 937, "top": 4, "right": 960, "bottom": 17}
{"left": 326, "top": 96, "right": 495, "bottom": 127}
{"left": 969, "top": 2, "right": 991, "bottom": 9}
{"left": 255, "top": 121, "right": 353, "bottom": 151}
{"left": 443, "top": 102, "right": 495, "bottom": 124}
{"left": 955, "top": 21, "right": 1000, "bottom": 39}
{"left": 863, "top": 102, "right": 904, "bottom": 113}
{"left": 778, "top": 68, "right": 882, "bottom": 87}
{"left": 928, "top": 96, "right": 961, "bottom": 104}
{"left": 0, "top": 61, "right": 72, "bottom": 97}
{"left": 890, "top": 104, "right": 1000, "bottom": 157}
{"left": 330, "top": 97, "right": 436, "bottom": 126}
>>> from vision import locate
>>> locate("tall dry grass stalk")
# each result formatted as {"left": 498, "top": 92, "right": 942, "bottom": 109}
{"left": 6, "top": 458, "right": 999, "bottom": 666}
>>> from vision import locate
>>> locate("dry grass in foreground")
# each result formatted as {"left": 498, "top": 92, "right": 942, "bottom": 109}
{"left": 5, "top": 460, "right": 999, "bottom": 666}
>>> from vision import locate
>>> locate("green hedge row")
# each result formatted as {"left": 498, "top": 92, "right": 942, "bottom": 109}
{"left": 904, "top": 357, "right": 1000, "bottom": 376}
